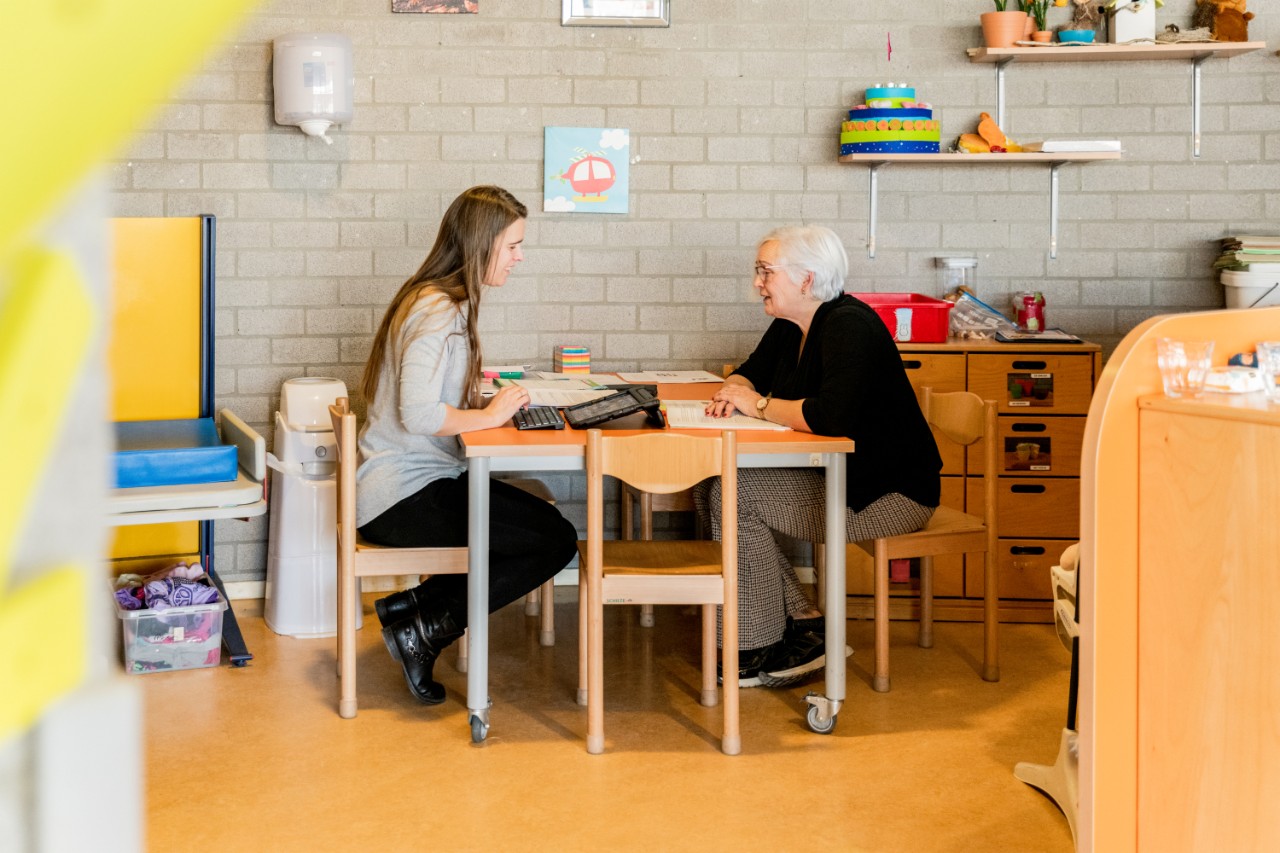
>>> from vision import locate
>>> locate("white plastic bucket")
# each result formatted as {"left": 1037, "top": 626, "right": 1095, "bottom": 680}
{"left": 1221, "top": 270, "right": 1280, "bottom": 309}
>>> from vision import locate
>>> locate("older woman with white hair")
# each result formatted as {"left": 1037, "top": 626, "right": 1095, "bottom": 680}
{"left": 698, "top": 224, "right": 942, "bottom": 688}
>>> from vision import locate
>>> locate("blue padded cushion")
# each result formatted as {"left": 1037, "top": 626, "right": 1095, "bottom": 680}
{"left": 113, "top": 418, "right": 238, "bottom": 489}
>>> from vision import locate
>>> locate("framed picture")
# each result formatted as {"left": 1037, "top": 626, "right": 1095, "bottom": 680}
{"left": 392, "top": 0, "right": 477, "bottom": 12}
{"left": 562, "top": 0, "right": 669, "bottom": 27}
{"left": 544, "top": 127, "right": 630, "bottom": 214}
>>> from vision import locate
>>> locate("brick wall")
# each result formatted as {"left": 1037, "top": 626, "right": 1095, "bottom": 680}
{"left": 108, "top": 0, "right": 1279, "bottom": 583}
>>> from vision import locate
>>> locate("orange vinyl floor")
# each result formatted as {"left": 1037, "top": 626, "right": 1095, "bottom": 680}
{"left": 142, "top": 592, "right": 1074, "bottom": 853}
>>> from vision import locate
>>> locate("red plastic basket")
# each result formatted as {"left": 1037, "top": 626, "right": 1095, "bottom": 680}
{"left": 849, "top": 292, "right": 953, "bottom": 343}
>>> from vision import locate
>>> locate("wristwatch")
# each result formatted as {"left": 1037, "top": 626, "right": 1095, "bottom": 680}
{"left": 755, "top": 393, "right": 772, "bottom": 417}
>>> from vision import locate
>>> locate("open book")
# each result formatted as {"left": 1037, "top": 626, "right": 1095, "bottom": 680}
{"left": 662, "top": 400, "right": 790, "bottom": 431}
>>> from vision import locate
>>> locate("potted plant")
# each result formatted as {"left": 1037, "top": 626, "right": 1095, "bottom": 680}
{"left": 981, "top": 0, "right": 1031, "bottom": 48}
{"left": 1027, "top": 0, "right": 1052, "bottom": 40}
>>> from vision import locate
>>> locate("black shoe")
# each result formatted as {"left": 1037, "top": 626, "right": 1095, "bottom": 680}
{"left": 716, "top": 644, "right": 775, "bottom": 689}
{"left": 381, "top": 609, "right": 463, "bottom": 705}
{"left": 757, "top": 616, "right": 851, "bottom": 688}
{"left": 374, "top": 587, "right": 424, "bottom": 628}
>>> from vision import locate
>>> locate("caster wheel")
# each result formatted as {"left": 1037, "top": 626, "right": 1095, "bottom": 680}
{"left": 806, "top": 704, "right": 837, "bottom": 735}
{"left": 470, "top": 714, "right": 489, "bottom": 744}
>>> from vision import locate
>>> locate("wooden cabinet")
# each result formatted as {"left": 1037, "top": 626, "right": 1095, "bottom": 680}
{"left": 1079, "top": 306, "right": 1280, "bottom": 853}
{"left": 847, "top": 337, "right": 1100, "bottom": 624}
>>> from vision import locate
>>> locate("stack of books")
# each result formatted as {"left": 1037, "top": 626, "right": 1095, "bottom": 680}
{"left": 1214, "top": 235, "right": 1280, "bottom": 271}
{"left": 553, "top": 344, "right": 590, "bottom": 374}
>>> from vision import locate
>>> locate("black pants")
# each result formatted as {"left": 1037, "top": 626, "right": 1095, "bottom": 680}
{"left": 357, "top": 473, "right": 578, "bottom": 629}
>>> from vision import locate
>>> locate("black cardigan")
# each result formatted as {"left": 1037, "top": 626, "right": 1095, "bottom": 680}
{"left": 735, "top": 294, "right": 942, "bottom": 512}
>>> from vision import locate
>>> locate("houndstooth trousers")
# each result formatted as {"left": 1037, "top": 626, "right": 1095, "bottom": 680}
{"left": 693, "top": 468, "right": 934, "bottom": 650}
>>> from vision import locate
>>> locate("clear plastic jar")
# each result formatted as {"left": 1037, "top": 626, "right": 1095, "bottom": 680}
{"left": 937, "top": 256, "right": 978, "bottom": 297}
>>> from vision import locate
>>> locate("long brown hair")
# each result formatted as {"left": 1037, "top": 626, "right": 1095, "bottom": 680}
{"left": 360, "top": 185, "right": 527, "bottom": 409}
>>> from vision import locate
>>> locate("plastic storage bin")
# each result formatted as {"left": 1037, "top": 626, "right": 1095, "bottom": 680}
{"left": 1221, "top": 270, "right": 1280, "bottom": 309}
{"left": 114, "top": 592, "right": 227, "bottom": 674}
{"left": 850, "top": 292, "right": 954, "bottom": 343}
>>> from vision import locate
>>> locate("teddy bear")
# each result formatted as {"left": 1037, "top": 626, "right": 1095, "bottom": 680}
{"left": 1193, "top": 0, "right": 1253, "bottom": 41}
{"left": 1213, "top": 8, "right": 1254, "bottom": 40}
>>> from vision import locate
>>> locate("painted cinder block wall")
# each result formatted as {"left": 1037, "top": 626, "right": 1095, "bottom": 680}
{"left": 107, "top": 0, "right": 1279, "bottom": 586}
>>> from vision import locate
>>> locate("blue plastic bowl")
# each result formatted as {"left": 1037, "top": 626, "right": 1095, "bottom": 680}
{"left": 1058, "top": 29, "right": 1096, "bottom": 44}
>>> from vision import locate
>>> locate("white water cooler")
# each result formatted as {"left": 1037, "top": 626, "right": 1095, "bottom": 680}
{"left": 264, "top": 377, "right": 361, "bottom": 637}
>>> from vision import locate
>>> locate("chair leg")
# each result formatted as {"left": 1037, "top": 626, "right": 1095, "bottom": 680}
{"left": 638, "top": 492, "right": 655, "bottom": 628}
{"left": 338, "top": 563, "right": 357, "bottom": 719}
{"left": 873, "top": 540, "right": 891, "bottom": 693}
{"left": 525, "top": 591, "right": 540, "bottom": 617}
{"left": 586, "top": 575, "right": 605, "bottom": 754}
{"left": 919, "top": 556, "right": 934, "bottom": 649}
{"left": 456, "top": 628, "right": 468, "bottom": 674}
{"left": 813, "top": 541, "right": 826, "bottom": 596}
{"left": 700, "top": 605, "right": 718, "bottom": 707}
{"left": 722, "top": 595, "right": 740, "bottom": 757}
{"left": 539, "top": 579, "right": 555, "bottom": 646}
{"left": 982, "top": 551, "right": 1000, "bottom": 682}
{"left": 576, "top": 574, "right": 588, "bottom": 706}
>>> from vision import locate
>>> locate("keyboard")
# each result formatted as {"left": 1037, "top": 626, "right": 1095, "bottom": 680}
{"left": 512, "top": 406, "right": 565, "bottom": 430}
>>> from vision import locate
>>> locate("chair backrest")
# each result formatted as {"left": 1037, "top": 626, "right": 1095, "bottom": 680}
{"left": 922, "top": 387, "right": 999, "bottom": 535}
{"left": 585, "top": 429, "right": 738, "bottom": 563}
{"left": 921, "top": 387, "right": 990, "bottom": 448}
{"left": 329, "top": 396, "right": 357, "bottom": 551}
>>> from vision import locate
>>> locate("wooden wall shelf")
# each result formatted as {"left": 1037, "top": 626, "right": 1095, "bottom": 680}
{"left": 966, "top": 41, "right": 1265, "bottom": 158}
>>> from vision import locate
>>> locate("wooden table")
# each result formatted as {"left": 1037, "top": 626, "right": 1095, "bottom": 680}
{"left": 458, "top": 381, "right": 854, "bottom": 742}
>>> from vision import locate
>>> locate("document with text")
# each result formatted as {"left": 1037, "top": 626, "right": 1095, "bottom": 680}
{"left": 662, "top": 400, "right": 790, "bottom": 431}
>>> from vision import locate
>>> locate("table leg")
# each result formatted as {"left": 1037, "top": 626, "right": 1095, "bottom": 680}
{"left": 805, "top": 451, "right": 845, "bottom": 733}
{"left": 467, "top": 457, "right": 491, "bottom": 743}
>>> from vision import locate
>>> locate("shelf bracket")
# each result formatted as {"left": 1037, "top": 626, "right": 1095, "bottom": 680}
{"left": 867, "top": 161, "right": 889, "bottom": 259}
{"left": 1192, "top": 55, "right": 1208, "bottom": 159}
{"left": 1049, "top": 161, "right": 1064, "bottom": 261}
{"left": 995, "top": 57, "right": 1014, "bottom": 130}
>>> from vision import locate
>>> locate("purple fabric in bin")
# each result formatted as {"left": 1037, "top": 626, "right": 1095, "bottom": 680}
{"left": 143, "top": 578, "right": 220, "bottom": 611}
{"left": 115, "top": 587, "right": 146, "bottom": 611}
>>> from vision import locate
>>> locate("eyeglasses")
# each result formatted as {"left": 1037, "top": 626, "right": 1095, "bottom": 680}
{"left": 753, "top": 262, "right": 787, "bottom": 282}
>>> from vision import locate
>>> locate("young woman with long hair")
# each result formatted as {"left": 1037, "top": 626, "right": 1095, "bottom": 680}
{"left": 356, "top": 185, "right": 577, "bottom": 705}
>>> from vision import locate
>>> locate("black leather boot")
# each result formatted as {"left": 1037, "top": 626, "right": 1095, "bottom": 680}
{"left": 381, "top": 608, "right": 463, "bottom": 705}
{"left": 374, "top": 586, "right": 424, "bottom": 628}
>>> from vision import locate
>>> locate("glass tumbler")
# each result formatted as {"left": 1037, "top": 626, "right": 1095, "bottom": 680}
{"left": 1256, "top": 341, "right": 1280, "bottom": 403}
{"left": 1157, "top": 338, "right": 1214, "bottom": 399}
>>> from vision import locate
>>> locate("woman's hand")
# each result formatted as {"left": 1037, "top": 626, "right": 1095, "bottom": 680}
{"left": 485, "top": 384, "right": 532, "bottom": 428}
{"left": 706, "top": 382, "right": 766, "bottom": 418}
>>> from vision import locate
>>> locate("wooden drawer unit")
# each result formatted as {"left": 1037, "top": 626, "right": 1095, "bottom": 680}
{"left": 877, "top": 338, "right": 1100, "bottom": 623}
{"left": 966, "top": 476, "right": 1081, "bottom": 539}
{"left": 968, "top": 352, "right": 1094, "bottom": 415}
{"left": 969, "top": 415, "right": 1086, "bottom": 477}
{"left": 965, "top": 539, "right": 1064, "bottom": 600}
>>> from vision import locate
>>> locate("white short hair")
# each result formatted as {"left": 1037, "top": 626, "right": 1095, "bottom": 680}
{"left": 758, "top": 225, "right": 848, "bottom": 302}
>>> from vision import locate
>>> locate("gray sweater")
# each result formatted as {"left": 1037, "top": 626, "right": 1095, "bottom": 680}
{"left": 356, "top": 293, "right": 470, "bottom": 527}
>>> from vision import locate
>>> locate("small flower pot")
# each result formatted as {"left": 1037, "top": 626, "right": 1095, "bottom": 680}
{"left": 1032, "top": 30, "right": 1053, "bottom": 42}
{"left": 981, "top": 10, "right": 1031, "bottom": 48}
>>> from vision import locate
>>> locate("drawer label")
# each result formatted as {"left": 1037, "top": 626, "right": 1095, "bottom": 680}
{"left": 1005, "top": 437, "right": 1052, "bottom": 472}
{"left": 1007, "top": 372, "right": 1054, "bottom": 407}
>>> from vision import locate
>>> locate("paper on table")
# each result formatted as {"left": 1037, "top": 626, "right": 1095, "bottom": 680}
{"left": 662, "top": 400, "right": 790, "bottom": 431}
{"left": 528, "top": 389, "right": 613, "bottom": 407}
{"left": 617, "top": 370, "right": 725, "bottom": 384}
{"left": 533, "top": 371, "right": 620, "bottom": 385}
{"left": 509, "top": 377, "right": 601, "bottom": 391}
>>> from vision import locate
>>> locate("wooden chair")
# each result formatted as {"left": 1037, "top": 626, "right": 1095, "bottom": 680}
{"left": 577, "top": 429, "right": 740, "bottom": 755}
{"left": 328, "top": 397, "right": 554, "bottom": 717}
{"left": 621, "top": 363, "right": 734, "bottom": 628}
{"left": 850, "top": 387, "right": 999, "bottom": 692}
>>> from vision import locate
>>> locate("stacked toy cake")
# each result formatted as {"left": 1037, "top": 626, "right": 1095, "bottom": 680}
{"left": 840, "top": 84, "right": 940, "bottom": 155}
